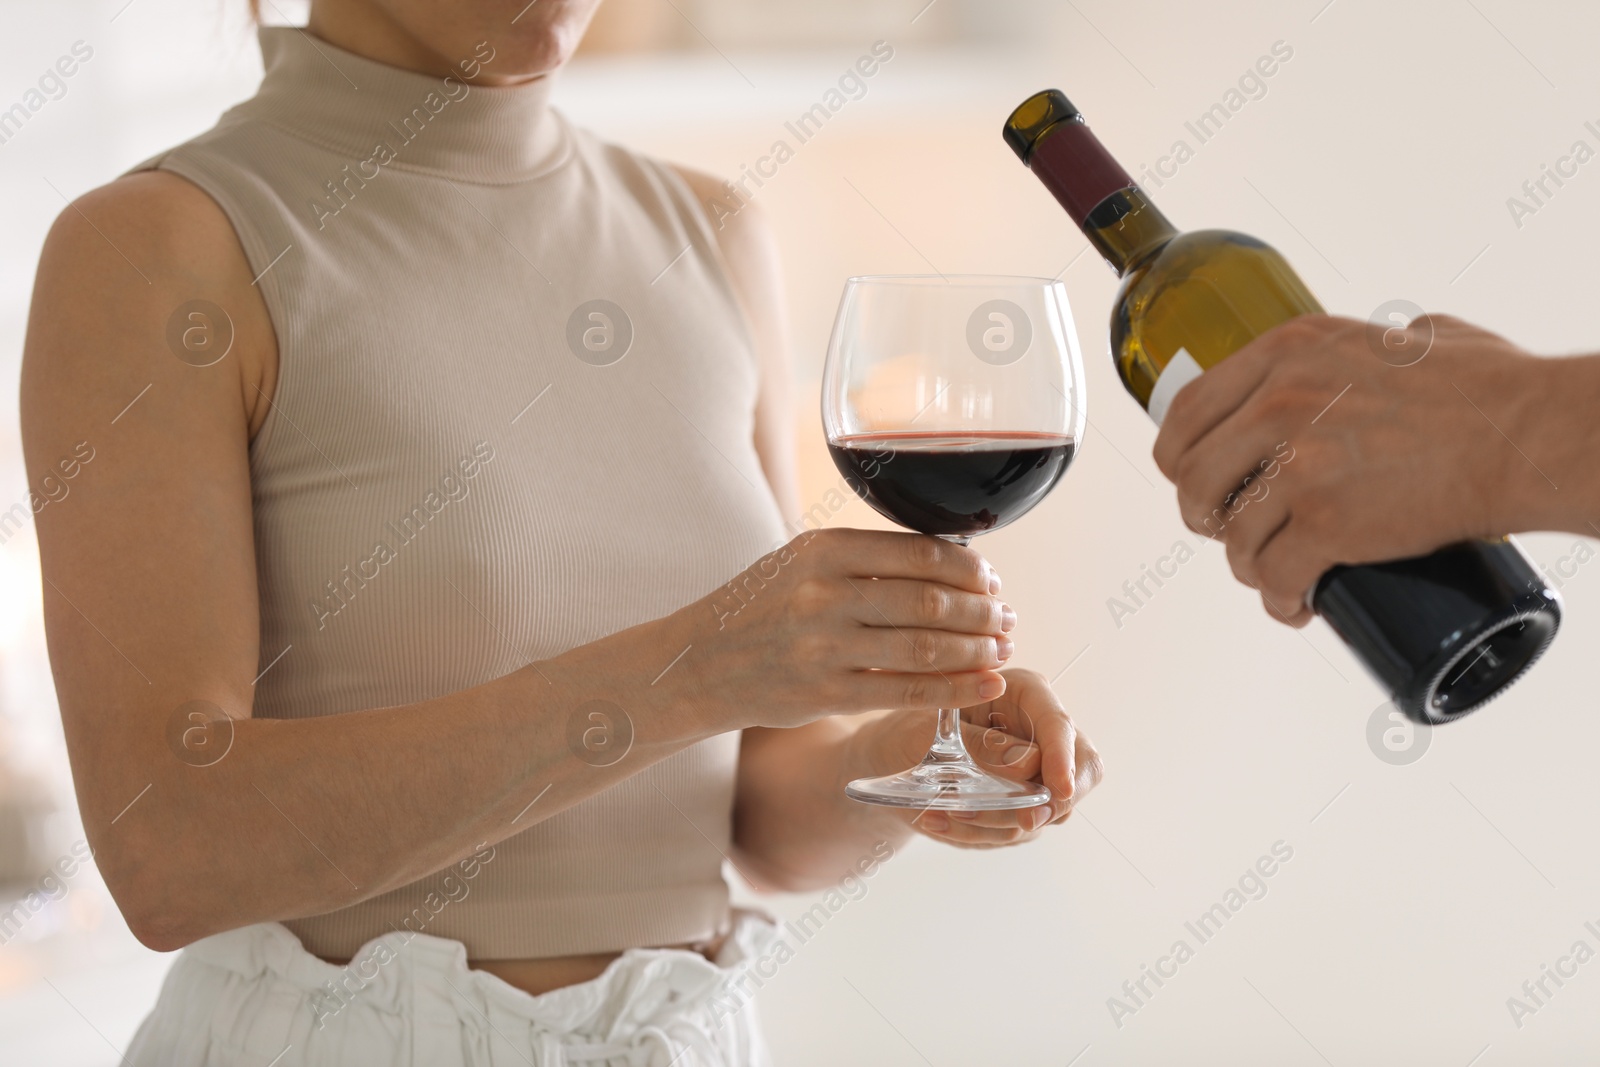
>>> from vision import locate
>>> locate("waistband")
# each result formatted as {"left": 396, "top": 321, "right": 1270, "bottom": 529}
{"left": 178, "top": 909, "right": 780, "bottom": 1064}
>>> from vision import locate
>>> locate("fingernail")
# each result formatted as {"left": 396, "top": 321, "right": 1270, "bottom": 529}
{"left": 922, "top": 812, "right": 949, "bottom": 832}
{"left": 987, "top": 566, "right": 1002, "bottom": 595}
{"left": 999, "top": 604, "right": 1017, "bottom": 632}
{"left": 950, "top": 811, "right": 979, "bottom": 821}
{"left": 978, "top": 676, "right": 1004, "bottom": 700}
{"left": 1025, "top": 808, "right": 1046, "bottom": 831}
{"left": 996, "top": 637, "right": 1014, "bottom": 662}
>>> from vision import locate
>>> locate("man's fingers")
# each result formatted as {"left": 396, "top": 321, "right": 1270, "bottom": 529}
{"left": 1253, "top": 518, "right": 1327, "bottom": 627}
{"left": 1221, "top": 495, "right": 1292, "bottom": 591}
{"left": 1176, "top": 435, "right": 1295, "bottom": 541}
{"left": 1153, "top": 326, "right": 1290, "bottom": 479}
{"left": 1260, "top": 590, "right": 1314, "bottom": 627}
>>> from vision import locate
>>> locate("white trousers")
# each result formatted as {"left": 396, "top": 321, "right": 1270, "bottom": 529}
{"left": 126, "top": 913, "right": 778, "bottom": 1067}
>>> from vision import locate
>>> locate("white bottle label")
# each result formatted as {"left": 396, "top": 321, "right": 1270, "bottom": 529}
{"left": 1146, "top": 347, "right": 1204, "bottom": 426}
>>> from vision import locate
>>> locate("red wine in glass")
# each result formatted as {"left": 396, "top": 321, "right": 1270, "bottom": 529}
{"left": 827, "top": 431, "right": 1077, "bottom": 538}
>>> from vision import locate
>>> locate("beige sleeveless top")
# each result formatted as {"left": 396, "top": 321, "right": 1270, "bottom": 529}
{"left": 135, "top": 28, "right": 787, "bottom": 960}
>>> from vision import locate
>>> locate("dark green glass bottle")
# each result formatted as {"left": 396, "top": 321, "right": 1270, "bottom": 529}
{"left": 1004, "top": 89, "right": 1561, "bottom": 725}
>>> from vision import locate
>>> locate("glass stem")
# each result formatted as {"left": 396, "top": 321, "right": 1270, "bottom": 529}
{"left": 928, "top": 707, "right": 970, "bottom": 762}
{"left": 927, "top": 533, "right": 975, "bottom": 765}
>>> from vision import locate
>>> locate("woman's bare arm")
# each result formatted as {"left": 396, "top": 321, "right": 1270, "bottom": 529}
{"left": 19, "top": 174, "right": 709, "bottom": 950}
{"left": 26, "top": 171, "right": 1012, "bottom": 944}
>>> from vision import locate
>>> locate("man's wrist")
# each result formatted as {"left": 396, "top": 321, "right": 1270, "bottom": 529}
{"left": 1502, "top": 352, "right": 1600, "bottom": 535}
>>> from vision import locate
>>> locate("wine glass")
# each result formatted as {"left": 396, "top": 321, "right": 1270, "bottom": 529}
{"left": 822, "top": 275, "right": 1086, "bottom": 810}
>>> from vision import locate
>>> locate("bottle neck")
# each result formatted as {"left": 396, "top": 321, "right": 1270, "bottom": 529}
{"left": 1021, "top": 116, "right": 1179, "bottom": 276}
{"left": 1082, "top": 187, "right": 1179, "bottom": 276}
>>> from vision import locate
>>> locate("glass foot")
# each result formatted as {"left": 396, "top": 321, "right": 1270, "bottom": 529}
{"left": 846, "top": 756, "right": 1051, "bottom": 811}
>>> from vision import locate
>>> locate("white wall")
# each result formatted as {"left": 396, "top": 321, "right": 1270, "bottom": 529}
{"left": 2, "top": 1, "right": 1598, "bottom": 1064}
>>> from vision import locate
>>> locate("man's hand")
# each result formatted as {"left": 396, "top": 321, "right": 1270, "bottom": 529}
{"left": 1152, "top": 313, "right": 1579, "bottom": 626}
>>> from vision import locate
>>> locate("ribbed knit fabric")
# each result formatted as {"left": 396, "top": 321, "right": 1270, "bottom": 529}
{"left": 132, "top": 28, "right": 787, "bottom": 960}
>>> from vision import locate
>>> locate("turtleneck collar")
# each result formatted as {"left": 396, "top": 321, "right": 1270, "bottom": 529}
{"left": 240, "top": 26, "right": 570, "bottom": 184}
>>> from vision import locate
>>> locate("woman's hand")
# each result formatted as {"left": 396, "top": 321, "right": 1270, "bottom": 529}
{"left": 854, "top": 669, "right": 1103, "bottom": 849}
{"left": 564, "top": 528, "right": 1018, "bottom": 738}
{"left": 1151, "top": 313, "right": 1582, "bottom": 626}
{"left": 694, "top": 528, "right": 1015, "bottom": 731}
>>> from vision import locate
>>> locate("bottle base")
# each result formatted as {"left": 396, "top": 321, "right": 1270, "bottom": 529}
{"left": 1403, "top": 597, "right": 1560, "bottom": 725}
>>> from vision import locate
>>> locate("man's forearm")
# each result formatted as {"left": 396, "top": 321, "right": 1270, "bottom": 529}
{"left": 1504, "top": 352, "right": 1600, "bottom": 537}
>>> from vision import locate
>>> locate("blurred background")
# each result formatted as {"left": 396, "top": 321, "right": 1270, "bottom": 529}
{"left": 3, "top": 0, "right": 1600, "bottom": 1063}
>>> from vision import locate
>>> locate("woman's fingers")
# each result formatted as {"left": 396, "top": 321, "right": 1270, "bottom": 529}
{"left": 846, "top": 628, "right": 1011, "bottom": 674}
{"left": 917, "top": 810, "right": 1038, "bottom": 847}
{"left": 850, "top": 669, "right": 1007, "bottom": 713}
{"left": 925, "top": 670, "right": 1103, "bottom": 834}
{"left": 845, "top": 578, "right": 1014, "bottom": 637}
{"left": 825, "top": 528, "right": 999, "bottom": 594}
{"left": 970, "top": 671, "right": 1080, "bottom": 802}
{"left": 1070, "top": 727, "right": 1105, "bottom": 808}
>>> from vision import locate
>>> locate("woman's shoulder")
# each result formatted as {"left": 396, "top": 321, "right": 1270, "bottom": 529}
{"left": 28, "top": 167, "right": 275, "bottom": 429}
{"left": 38, "top": 166, "right": 262, "bottom": 321}
{"left": 52, "top": 169, "right": 241, "bottom": 265}
{"left": 662, "top": 162, "right": 779, "bottom": 267}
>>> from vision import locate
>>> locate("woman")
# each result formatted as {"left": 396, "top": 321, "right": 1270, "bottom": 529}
{"left": 21, "top": 0, "right": 1102, "bottom": 1063}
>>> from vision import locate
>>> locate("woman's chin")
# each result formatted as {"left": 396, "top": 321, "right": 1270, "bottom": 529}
{"left": 477, "top": 28, "right": 585, "bottom": 82}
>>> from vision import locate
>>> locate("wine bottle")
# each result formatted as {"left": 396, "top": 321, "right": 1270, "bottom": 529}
{"left": 1003, "top": 89, "right": 1561, "bottom": 725}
